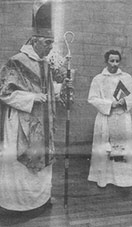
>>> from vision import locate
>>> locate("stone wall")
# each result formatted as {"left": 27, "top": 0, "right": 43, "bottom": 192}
{"left": 1, "top": 0, "right": 132, "bottom": 145}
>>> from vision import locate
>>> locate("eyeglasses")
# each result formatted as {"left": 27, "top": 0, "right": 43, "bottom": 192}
{"left": 25, "top": 36, "right": 54, "bottom": 45}
{"left": 44, "top": 39, "right": 54, "bottom": 45}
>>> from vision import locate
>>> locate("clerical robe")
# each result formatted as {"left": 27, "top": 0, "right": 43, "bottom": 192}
{"left": 0, "top": 44, "right": 59, "bottom": 210}
{"left": 88, "top": 68, "right": 132, "bottom": 187}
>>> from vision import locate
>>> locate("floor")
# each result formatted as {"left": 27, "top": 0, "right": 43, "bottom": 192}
{"left": 0, "top": 144, "right": 132, "bottom": 227}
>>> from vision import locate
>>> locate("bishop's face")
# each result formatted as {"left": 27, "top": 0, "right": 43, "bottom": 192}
{"left": 34, "top": 37, "right": 54, "bottom": 58}
{"left": 107, "top": 54, "right": 120, "bottom": 74}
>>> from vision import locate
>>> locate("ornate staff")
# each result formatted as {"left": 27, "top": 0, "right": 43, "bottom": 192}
{"left": 64, "top": 31, "right": 74, "bottom": 208}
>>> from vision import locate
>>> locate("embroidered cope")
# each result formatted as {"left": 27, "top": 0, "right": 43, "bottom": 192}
{"left": 0, "top": 44, "right": 61, "bottom": 210}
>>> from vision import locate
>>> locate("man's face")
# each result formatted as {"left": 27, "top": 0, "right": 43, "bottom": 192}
{"left": 35, "top": 37, "right": 54, "bottom": 58}
{"left": 107, "top": 54, "right": 120, "bottom": 74}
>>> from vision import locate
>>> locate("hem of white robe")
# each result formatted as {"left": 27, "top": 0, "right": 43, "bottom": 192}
{"left": 0, "top": 162, "right": 53, "bottom": 211}
{"left": 88, "top": 176, "right": 132, "bottom": 188}
{"left": 0, "top": 193, "right": 51, "bottom": 211}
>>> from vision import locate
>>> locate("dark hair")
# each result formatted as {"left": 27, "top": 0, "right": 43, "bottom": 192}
{"left": 104, "top": 50, "right": 122, "bottom": 63}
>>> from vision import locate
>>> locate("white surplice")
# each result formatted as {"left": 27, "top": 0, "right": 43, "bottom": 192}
{"left": 88, "top": 68, "right": 132, "bottom": 187}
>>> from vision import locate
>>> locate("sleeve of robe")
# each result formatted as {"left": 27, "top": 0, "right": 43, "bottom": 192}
{"left": 88, "top": 75, "right": 112, "bottom": 115}
{"left": 0, "top": 64, "right": 36, "bottom": 113}
{"left": 123, "top": 74, "right": 132, "bottom": 112}
{"left": 0, "top": 90, "right": 35, "bottom": 113}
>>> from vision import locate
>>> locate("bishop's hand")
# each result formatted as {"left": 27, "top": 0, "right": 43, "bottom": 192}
{"left": 34, "top": 93, "right": 47, "bottom": 103}
{"left": 64, "top": 78, "right": 73, "bottom": 89}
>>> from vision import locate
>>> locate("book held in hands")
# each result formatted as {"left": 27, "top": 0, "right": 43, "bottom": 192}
{"left": 113, "top": 80, "right": 130, "bottom": 101}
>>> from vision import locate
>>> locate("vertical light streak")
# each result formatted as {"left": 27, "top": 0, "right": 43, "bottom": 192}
{"left": 52, "top": 0, "right": 64, "bottom": 52}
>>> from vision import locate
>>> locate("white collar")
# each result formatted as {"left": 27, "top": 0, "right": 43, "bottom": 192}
{"left": 20, "top": 44, "right": 47, "bottom": 62}
{"left": 102, "top": 67, "right": 122, "bottom": 76}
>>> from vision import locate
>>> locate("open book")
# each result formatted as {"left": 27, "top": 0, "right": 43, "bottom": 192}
{"left": 113, "top": 80, "right": 130, "bottom": 101}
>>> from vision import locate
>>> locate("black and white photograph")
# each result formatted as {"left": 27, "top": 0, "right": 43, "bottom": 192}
{"left": 0, "top": 0, "right": 132, "bottom": 226}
